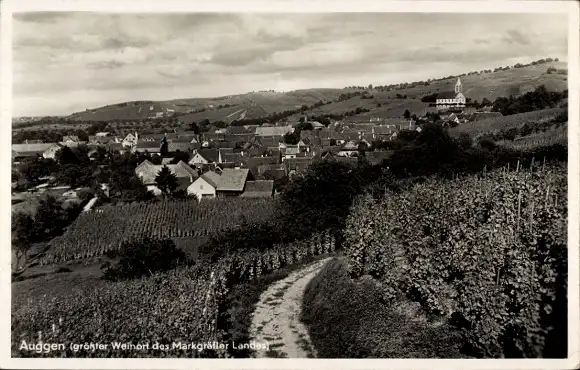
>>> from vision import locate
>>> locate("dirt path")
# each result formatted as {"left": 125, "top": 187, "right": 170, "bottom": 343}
{"left": 249, "top": 258, "right": 331, "bottom": 358}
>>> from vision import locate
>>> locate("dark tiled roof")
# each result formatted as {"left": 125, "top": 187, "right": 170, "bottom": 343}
{"left": 168, "top": 142, "right": 192, "bottom": 152}
{"left": 227, "top": 126, "right": 252, "bottom": 135}
{"left": 240, "top": 180, "right": 274, "bottom": 198}
{"left": 255, "top": 126, "right": 294, "bottom": 136}
{"left": 200, "top": 171, "right": 221, "bottom": 188}
{"left": 217, "top": 168, "right": 249, "bottom": 192}
{"left": 190, "top": 148, "right": 219, "bottom": 163}
{"left": 437, "top": 91, "right": 457, "bottom": 99}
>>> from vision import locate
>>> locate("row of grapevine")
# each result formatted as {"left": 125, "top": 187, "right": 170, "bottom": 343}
{"left": 451, "top": 107, "right": 565, "bottom": 136}
{"left": 39, "top": 198, "right": 276, "bottom": 265}
{"left": 344, "top": 163, "right": 567, "bottom": 357}
{"left": 13, "top": 230, "right": 336, "bottom": 358}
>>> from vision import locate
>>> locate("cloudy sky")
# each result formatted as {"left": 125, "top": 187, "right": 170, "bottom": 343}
{"left": 13, "top": 12, "right": 568, "bottom": 116}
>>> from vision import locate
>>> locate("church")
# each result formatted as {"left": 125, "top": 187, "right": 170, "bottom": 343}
{"left": 436, "top": 78, "right": 466, "bottom": 109}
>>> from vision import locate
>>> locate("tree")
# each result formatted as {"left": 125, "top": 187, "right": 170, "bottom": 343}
{"left": 160, "top": 136, "right": 169, "bottom": 157}
{"left": 102, "top": 238, "right": 188, "bottom": 281}
{"left": 155, "top": 166, "right": 178, "bottom": 195}
{"left": 12, "top": 213, "right": 35, "bottom": 269}
{"left": 170, "top": 150, "right": 190, "bottom": 164}
{"left": 403, "top": 109, "right": 411, "bottom": 120}
{"left": 55, "top": 146, "right": 78, "bottom": 165}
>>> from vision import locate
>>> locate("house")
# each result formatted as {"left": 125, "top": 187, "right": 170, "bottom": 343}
{"left": 240, "top": 180, "right": 274, "bottom": 198}
{"left": 42, "top": 143, "right": 64, "bottom": 159}
{"left": 284, "top": 157, "right": 314, "bottom": 177}
{"left": 161, "top": 157, "right": 174, "bottom": 165}
{"left": 227, "top": 126, "right": 252, "bottom": 135}
{"left": 122, "top": 132, "right": 139, "bottom": 147}
{"left": 140, "top": 134, "right": 166, "bottom": 142}
{"left": 95, "top": 132, "right": 110, "bottom": 137}
{"left": 135, "top": 160, "right": 198, "bottom": 195}
{"left": 89, "top": 135, "right": 113, "bottom": 144}
{"left": 187, "top": 171, "right": 221, "bottom": 200}
{"left": 189, "top": 148, "right": 220, "bottom": 166}
{"left": 436, "top": 78, "right": 466, "bottom": 109}
{"left": 255, "top": 125, "right": 294, "bottom": 137}
{"left": 134, "top": 140, "right": 162, "bottom": 153}
{"left": 282, "top": 145, "right": 301, "bottom": 160}
{"left": 337, "top": 141, "right": 360, "bottom": 157}
{"left": 62, "top": 135, "right": 79, "bottom": 143}
{"left": 107, "top": 142, "right": 127, "bottom": 154}
{"left": 168, "top": 142, "right": 192, "bottom": 153}
{"left": 309, "top": 121, "right": 325, "bottom": 130}
{"left": 216, "top": 168, "right": 251, "bottom": 197}
{"left": 12, "top": 143, "right": 56, "bottom": 159}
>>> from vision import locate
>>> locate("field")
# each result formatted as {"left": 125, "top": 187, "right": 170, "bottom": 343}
{"left": 39, "top": 198, "right": 276, "bottom": 265}
{"left": 343, "top": 162, "right": 567, "bottom": 357}
{"left": 449, "top": 107, "right": 566, "bottom": 136}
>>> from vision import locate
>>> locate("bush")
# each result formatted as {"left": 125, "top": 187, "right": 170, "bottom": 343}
{"left": 102, "top": 237, "right": 189, "bottom": 281}
{"left": 55, "top": 267, "right": 72, "bottom": 273}
{"left": 302, "top": 258, "right": 466, "bottom": 358}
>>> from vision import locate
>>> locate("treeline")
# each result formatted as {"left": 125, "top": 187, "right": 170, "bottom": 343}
{"left": 13, "top": 129, "right": 90, "bottom": 144}
{"left": 492, "top": 85, "right": 567, "bottom": 115}
{"left": 346, "top": 57, "right": 561, "bottom": 93}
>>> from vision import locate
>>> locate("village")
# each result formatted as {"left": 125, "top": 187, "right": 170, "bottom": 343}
{"left": 11, "top": 78, "right": 508, "bottom": 204}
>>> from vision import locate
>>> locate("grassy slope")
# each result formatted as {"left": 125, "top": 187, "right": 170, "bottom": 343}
{"left": 62, "top": 63, "right": 567, "bottom": 123}
{"left": 301, "top": 257, "right": 467, "bottom": 358}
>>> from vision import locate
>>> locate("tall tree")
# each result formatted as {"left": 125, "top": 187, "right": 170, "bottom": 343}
{"left": 11, "top": 213, "right": 35, "bottom": 269}
{"left": 155, "top": 166, "right": 178, "bottom": 195}
{"left": 160, "top": 136, "right": 169, "bottom": 157}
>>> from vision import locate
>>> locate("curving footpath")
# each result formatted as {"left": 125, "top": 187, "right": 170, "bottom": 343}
{"left": 249, "top": 258, "right": 331, "bottom": 358}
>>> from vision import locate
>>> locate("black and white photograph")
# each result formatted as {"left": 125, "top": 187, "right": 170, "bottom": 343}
{"left": 2, "top": 0, "right": 579, "bottom": 368}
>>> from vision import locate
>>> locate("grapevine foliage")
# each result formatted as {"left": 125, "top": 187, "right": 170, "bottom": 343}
{"left": 13, "top": 230, "right": 336, "bottom": 358}
{"left": 344, "top": 162, "right": 567, "bottom": 358}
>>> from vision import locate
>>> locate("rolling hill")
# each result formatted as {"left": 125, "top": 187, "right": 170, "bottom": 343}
{"left": 65, "top": 62, "right": 568, "bottom": 124}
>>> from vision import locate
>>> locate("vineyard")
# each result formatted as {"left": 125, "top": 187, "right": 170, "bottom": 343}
{"left": 39, "top": 198, "right": 276, "bottom": 265}
{"left": 450, "top": 107, "right": 565, "bottom": 136}
{"left": 13, "top": 230, "right": 336, "bottom": 357}
{"left": 498, "top": 129, "right": 567, "bottom": 151}
{"left": 344, "top": 162, "right": 567, "bottom": 357}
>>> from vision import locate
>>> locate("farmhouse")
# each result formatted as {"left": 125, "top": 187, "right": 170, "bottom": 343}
{"left": 42, "top": 143, "right": 64, "bottom": 159}
{"left": 135, "top": 160, "right": 198, "bottom": 195}
{"left": 189, "top": 149, "right": 220, "bottom": 166}
{"left": 216, "top": 168, "right": 251, "bottom": 197}
{"left": 12, "top": 143, "right": 56, "bottom": 160}
{"left": 436, "top": 78, "right": 466, "bottom": 109}
{"left": 240, "top": 180, "right": 275, "bottom": 198}
{"left": 187, "top": 171, "right": 221, "bottom": 200}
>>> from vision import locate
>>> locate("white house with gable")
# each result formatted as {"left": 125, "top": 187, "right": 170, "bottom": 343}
{"left": 187, "top": 171, "right": 221, "bottom": 201}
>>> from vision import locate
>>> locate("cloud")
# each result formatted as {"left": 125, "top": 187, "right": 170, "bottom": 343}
{"left": 11, "top": 12, "right": 568, "bottom": 116}
{"left": 502, "top": 29, "right": 532, "bottom": 45}
{"left": 88, "top": 60, "right": 126, "bottom": 70}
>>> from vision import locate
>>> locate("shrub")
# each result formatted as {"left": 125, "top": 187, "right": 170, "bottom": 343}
{"left": 102, "top": 237, "right": 189, "bottom": 281}
{"left": 55, "top": 267, "right": 72, "bottom": 273}
{"left": 302, "top": 258, "right": 466, "bottom": 358}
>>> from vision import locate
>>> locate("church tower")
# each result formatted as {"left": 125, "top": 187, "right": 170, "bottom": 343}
{"left": 455, "top": 78, "right": 462, "bottom": 94}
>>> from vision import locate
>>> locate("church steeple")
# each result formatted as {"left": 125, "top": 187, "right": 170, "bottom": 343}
{"left": 455, "top": 78, "right": 462, "bottom": 94}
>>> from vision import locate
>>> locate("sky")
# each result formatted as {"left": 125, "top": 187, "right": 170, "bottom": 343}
{"left": 12, "top": 12, "right": 568, "bottom": 116}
